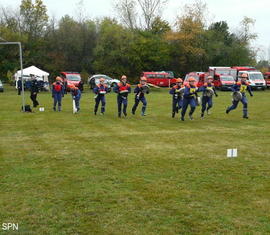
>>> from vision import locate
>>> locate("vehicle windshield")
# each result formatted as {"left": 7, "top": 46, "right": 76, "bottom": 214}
{"left": 66, "top": 74, "right": 81, "bottom": 81}
{"left": 220, "top": 76, "right": 234, "bottom": 81}
{"left": 249, "top": 73, "right": 264, "bottom": 80}
{"left": 216, "top": 69, "right": 237, "bottom": 78}
{"left": 146, "top": 74, "right": 166, "bottom": 78}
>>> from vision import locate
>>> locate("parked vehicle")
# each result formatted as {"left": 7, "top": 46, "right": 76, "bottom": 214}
{"left": 0, "top": 80, "right": 4, "bottom": 92}
{"left": 217, "top": 75, "right": 235, "bottom": 90}
{"left": 208, "top": 67, "right": 237, "bottom": 89}
{"left": 88, "top": 74, "right": 120, "bottom": 89}
{"left": 263, "top": 72, "right": 270, "bottom": 88}
{"left": 184, "top": 72, "right": 205, "bottom": 87}
{"left": 60, "top": 72, "right": 81, "bottom": 89}
{"left": 156, "top": 71, "right": 175, "bottom": 78}
{"left": 237, "top": 70, "right": 266, "bottom": 90}
{"left": 142, "top": 72, "right": 177, "bottom": 87}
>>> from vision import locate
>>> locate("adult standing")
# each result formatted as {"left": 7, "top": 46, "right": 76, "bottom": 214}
{"left": 30, "top": 74, "right": 39, "bottom": 107}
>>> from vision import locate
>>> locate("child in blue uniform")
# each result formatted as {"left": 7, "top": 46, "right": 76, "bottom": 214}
{"left": 181, "top": 77, "right": 198, "bottom": 121}
{"left": 226, "top": 73, "right": 253, "bottom": 119}
{"left": 114, "top": 75, "right": 131, "bottom": 117}
{"left": 198, "top": 76, "right": 218, "bottom": 119}
{"left": 132, "top": 77, "right": 149, "bottom": 116}
{"left": 169, "top": 78, "right": 184, "bottom": 118}
{"left": 52, "top": 77, "right": 64, "bottom": 111}
{"left": 70, "top": 85, "right": 81, "bottom": 112}
{"left": 93, "top": 77, "right": 109, "bottom": 115}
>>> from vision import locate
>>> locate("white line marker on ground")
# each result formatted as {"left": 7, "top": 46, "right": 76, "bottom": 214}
{"left": 227, "top": 149, "right": 238, "bottom": 158}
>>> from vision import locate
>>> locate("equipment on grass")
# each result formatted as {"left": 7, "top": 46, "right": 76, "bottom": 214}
{"left": 73, "top": 99, "right": 77, "bottom": 114}
{"left": 232, "top": 91, "right": 242, "bottom": 101}
{"left": 196, "top": 96, "right": 201, "bottom": 106}
{"left": 21, "top": 105, "right": 32, "bottom": 112}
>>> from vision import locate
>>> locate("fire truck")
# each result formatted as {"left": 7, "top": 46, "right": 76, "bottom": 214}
{"left": 141, "top": 72, "right": 178, "bottom": 87}
{"left": 209, "top": 67, "right": 237, "bottom": 90}
{"left": 232, "top": 66, "right": 266, "bottom": 90}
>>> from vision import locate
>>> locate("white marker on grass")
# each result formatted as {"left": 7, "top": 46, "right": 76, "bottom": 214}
{"left": 227, "top": 149, "right": 238, "bottom": 158}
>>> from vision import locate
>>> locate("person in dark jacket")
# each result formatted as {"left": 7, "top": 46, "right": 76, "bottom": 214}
{"left": 52, "top": 77, "right": 64, "bottom": 111}
{"left": 17, "top": 79, "right": 22, "bottom": 95}
{"left": 226, "top": 73, "right": 253, "bottom": 119}
{"left": 181, "top": 77, "right": 198, "bottom": 121}
{"left": 93, "top": 77, "right": 109, "bottom": 115}
{"left": 114, "top": 75, "right": 131, "bottom": 118}
{"left": 78, "top": 80, "right": 84, "bottom": 92}
{"left": 198, "top": 76, "right": 218, "bottom": 119}
{"left": 30, "top": 75, "right": 39, "bottom": 107}
{"left": 132, "top": 77, "right": 150, "bottom": 116}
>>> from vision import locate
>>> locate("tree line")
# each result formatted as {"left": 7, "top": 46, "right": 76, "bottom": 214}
{"left": 0, "top": 0, "right": 261, "bottom": 84}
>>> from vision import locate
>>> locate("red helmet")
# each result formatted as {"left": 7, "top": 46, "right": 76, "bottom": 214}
{"left": 176, "top": 78, "right": 183, "bottom": 83}
{"left": 140, "top": 77, "right": 147, "bottom": 81}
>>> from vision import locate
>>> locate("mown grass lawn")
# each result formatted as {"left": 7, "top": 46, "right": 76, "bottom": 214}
{"left": 0, "top": 85, "right": 270, "bottom": 234}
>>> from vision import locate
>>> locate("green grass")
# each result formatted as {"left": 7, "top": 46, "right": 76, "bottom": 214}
{"left": 0, "top": 85, "right": 270, "bottom": 234}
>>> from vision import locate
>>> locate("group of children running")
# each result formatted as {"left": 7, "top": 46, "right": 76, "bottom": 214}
{"left": 50, "top": 73, "right": 253, "bottom": 120}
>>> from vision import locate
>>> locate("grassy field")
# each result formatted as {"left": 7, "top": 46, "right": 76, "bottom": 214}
{"left": 1, "top": 85, "right": 270, "bottom": 234}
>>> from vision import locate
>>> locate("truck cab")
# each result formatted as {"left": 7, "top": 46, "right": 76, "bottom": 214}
{"left": 60, "top": 72, "right": 81, "bottom": 89}
{"left": 208, "top": 67, "right": 237, "bottom": 89}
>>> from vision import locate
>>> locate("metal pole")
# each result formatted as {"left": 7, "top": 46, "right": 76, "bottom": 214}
{"left": 0, "top": 41, "right": 25, "bottom": 111}
{"left": 19, "top": 43, "right": 25, "bottom": 112}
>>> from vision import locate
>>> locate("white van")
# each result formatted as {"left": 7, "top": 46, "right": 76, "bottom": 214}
{"left": 238, "top": 71, "right": 266, "bottom": 90}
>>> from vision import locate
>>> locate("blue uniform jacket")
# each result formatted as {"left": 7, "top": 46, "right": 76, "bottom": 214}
{"left": 114, "top": 82, "right": 131, "bottom": 96}
{"left": 198, "top": 83, "right": 218, "bottom": 96}
{"left": 231, "top": 82, "right": 253, "bottom": 96}
{"left": 71, "top": 88, "right": 81, "bottom": 99}
{"left": 183, "top": 85, "right": 197, "bottom": 98}
{"left": 134, "top": 84, "right": 149, "bottom": 98}
{"left": 93, "top": 84, "right": 109, "bottom": 95}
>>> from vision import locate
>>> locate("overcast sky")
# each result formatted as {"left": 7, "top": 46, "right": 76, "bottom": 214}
{"left": 1, "top": 0, "right": 270, "bottom": 60}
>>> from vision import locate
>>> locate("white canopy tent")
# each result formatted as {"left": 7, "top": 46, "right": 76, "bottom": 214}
{"left": 15, "top": 65, "right": 49, "bottom": 82}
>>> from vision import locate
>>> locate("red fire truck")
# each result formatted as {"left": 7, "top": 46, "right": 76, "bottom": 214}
{"left": 263, "top": 72, "right": 270, "bottom": 88}
{"left": 141, "top": 72, "right": 178, "bottom": 87}
{"left": 209, "top": 67, "right": 237, "bottom": 90}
